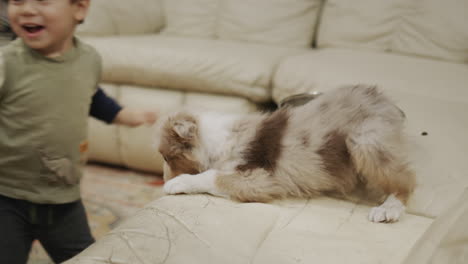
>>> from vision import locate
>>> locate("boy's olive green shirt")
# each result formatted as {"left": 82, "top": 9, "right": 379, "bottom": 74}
{"left": 0, "top": 38, "right": 101, "bottom": 204}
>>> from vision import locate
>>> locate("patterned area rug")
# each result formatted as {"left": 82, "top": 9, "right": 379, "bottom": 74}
{"left": 28, "top": 163, "right": 165, "bottom": 264}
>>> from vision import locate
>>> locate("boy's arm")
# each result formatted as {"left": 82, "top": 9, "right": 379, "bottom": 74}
{"left": 113, "top": 107, "right": 158, "bottom": 127}
{"left": 89, "top": 87, "right": 122, "bottom": 124}
{"left": 90, "top": 87, "right": 157, "bottom": 127}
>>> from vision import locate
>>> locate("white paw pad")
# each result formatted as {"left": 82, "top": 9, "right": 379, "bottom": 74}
{"left": 368, "top": 195, "right": 405, "bottom": 223}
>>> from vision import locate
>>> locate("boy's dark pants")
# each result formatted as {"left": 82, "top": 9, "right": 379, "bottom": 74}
{"left": 0, "top": 194, "right": 95, "bottom": 264}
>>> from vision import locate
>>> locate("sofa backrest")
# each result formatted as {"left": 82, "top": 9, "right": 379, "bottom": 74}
{"left": 79, "top": 0, "right": 467, "bottom": 63}
{"left": 317, "top": 0, "right": 468, "bottom": 63}
{"left": 77, "top": 0, "right": 165, "bottom": 36}
{"left": 162, "top": 0, "right": 219, "bottom": 38}
{"left": 162, "top": 0, "right": 323, "bottom": 48}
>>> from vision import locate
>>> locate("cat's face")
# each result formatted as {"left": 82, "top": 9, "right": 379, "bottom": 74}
{"left": 157, "top": 112, "right": 203, "bottom": 182}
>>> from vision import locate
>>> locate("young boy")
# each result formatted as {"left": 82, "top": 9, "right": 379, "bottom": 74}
{"left": 0, "top": 0, "right": 157, "bottom": 263}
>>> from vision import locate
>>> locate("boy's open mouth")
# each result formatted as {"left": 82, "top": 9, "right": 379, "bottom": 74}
{"left": 23, "top": 25, "right": 45, "bottom": 34}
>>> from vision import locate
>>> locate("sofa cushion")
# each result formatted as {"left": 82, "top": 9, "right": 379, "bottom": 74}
{"left": 162, "top": 0, "right": 219, "bottom": 38}
{"left": 317, "top": 0, "right": 468, "bottom": 63}
{"left": 217, "top": 0, "right": 322, "bottom": 48}
{"left": 77, "top": 0, "right": 164, "bottom": 36}
{"left": 65, "top": 195, "right": 433, "bottom": 264}
{"left": 273, "top": 49, "right": 468, "bottom": 104}
{"left": 83, "top": 35, "right": 305, "bottom": 103}
{"left": 162, "top": 0, "right": 322, "bottom": 48}
{"left": 272, "top": 48, "right": 468, "bottom": 218}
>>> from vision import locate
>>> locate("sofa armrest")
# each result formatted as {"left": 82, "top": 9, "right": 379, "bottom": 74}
{"left": 64, "top": 195, "right": 433, "bottom": 264}
{"left": 403, "top": 188, "right": 468, "bottom": 264}
{"left": 77, "top": 0, "right": 165, "bottom": 37}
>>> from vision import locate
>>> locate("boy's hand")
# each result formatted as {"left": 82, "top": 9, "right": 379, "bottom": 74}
{"left": 114, "top": 108, "right": 158, "bottom": 127}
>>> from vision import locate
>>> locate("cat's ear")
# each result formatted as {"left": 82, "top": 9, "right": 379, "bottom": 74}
{"left": 173, "top": 119, "right": 197, "bottom": 140}
{"left": 170, "top": 113, "right": 198, "bottom": 141}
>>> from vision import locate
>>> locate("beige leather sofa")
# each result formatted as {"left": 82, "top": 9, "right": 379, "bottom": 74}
{"left": 68, "top": 0, "right": 468, "bottom": 263}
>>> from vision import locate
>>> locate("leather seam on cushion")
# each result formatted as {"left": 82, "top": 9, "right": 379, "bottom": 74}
{"left": 311, "top": 0, "right": 326, "bottom": 48}
{"left": 108, "top": 10, "right": 121, "bottom": 36}
{"left": 159, "top": 0, "right": 168, "bottom": 32}
{"left": 214, "top": 0, "right": 222, "bottom": 39}
{"left": 249, "top": 211, "right": 281, "bottom": 262}
{"left": 181, "top": 90, "right": 187, "bottom": 106}
{"left": 115, "top": 233, "right": 147, "bottom": 264}
{"left": 100, "top": 5, "right": 118, "bottom": 36}
{"left": 115, "top": 85, "right": 126, "bottom": 166}
{"left": 389, "top": 1, "right": 407, "bottom": 53}
{"left": 142, "top": 206, "right": 212, "bottom": 248}
{"left": 278, "top": 199, "right": 311, "bottom": 229}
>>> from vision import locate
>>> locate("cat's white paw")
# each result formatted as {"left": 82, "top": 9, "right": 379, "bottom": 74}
{"left": 163, "top": 170, "right": 228, "bottom": 198}
{"left": 368, "top": 194, "right": 405, "bottom": 223}
{"left": 368, "top": 206, "right": 402, "bottom": 222}
{"left": 163, "top": 174, "right": 195, "bottom": 194}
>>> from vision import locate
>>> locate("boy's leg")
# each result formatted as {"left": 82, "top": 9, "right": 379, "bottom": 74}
{"left": 37, "top": 200, "right": 95, "bottom": 263}
{"left": 0, "top": 195, "right": 35, "bottom": 264}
